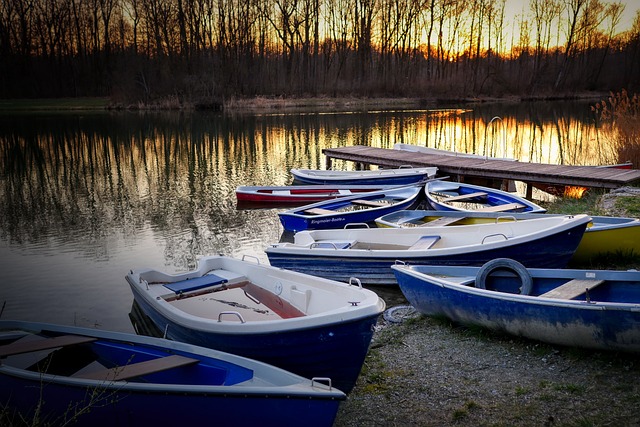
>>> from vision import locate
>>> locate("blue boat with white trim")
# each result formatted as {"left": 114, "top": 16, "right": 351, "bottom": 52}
{"left": 425, "top": 180, "right": 546, "bottom": 213}
{"left": 290, "top": 166, "right": 437, "bottom": 185}
{"left": 266, "top": 214, "right": 591, "bottom": 285}
{"left": 392, "top": 259, "right": 640, "bottom": 352}
{"left": 126, "top": 255, "right": 385, "bottom": 393}
{"left": 278, "top": 184, "right": 423, "bottom": 232}
{"left": 0, "top": 320, "right": 345, "bottom": 427}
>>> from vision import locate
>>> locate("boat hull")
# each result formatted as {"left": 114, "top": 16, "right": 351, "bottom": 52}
{"left": 392, "top": 264, "right": 640, "bottom": 352}
{"left": 572, "top": 217, "right": 640, "bottom": 263}
{"left": 132, "top": 294, "right": 379, "bottom": 393}
{"left": 126, "top": 255, "right": 385, "bottom": 393}
{"left": 235, "top": 184, "right": 392, "bottom": 206}
{"left": 425, "top": 180, "right": 546, "bottom": 213}
{"left": 374, "top": 210, "right": 640, "bottom": 264}
{"left": 291, "top": 167, "right": 436, "bottom": 185}
{"left": 0, "top": 321, "right": 345, "bottom": 427}
{"left": 266, "top": 218, "right": 589, "bottom": 285}
{"left": 278, "top": 185, "right": 422, "bottom": 232}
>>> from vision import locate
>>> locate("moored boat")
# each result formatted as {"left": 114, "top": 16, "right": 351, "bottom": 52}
{"left": 290, "top": 166, "right": 437, "bottom": 185}
{"left": 425, "top": 180, "right": 546, "bottom": 213}
{"left": 278, "top": 184, "right": 423, "bottom": 232}
{"left": 392, "top": 259, "right": 640, "bottom": 352}
{"left": 235, "top": 184, "right": 394, "bottom": 206}
{"left": 265, "top": 214, "right": 591, "bottom": 285}
{"left": 375, "top": 210, "right": 640, "bottom": 264}
{"left": 0, "top": 320, "right": 345, "bottom": 427}
{"left": 126, "top": 255, "right": 385, "bottom": 393}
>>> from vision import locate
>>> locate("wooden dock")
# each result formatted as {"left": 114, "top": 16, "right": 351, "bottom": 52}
{"left": 322, "top": 146, "right": 640, "bottom": 194}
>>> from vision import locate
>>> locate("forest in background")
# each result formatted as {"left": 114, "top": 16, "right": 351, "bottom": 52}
{"left": 1, "top": 0, "right": 639, "bottom": 106}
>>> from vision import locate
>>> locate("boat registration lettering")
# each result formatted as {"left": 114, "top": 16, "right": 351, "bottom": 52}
{"left": 310, "top": 216, "right": 345, "bottom": 225}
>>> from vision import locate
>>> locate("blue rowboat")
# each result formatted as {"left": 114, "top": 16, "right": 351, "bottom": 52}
{"left": 0, "top": 320, "right": 345, "bottom": 427}
{"left": 265, "top": 214, "right": 591, "bottom": 285}
{"left": 425, "top": 180, "right": 546, "bottom": 213}
{"left": 278, "top": 184, "right": 423, "bottom": 232}
{"left": 392, "top": 259, "right": 640, "bottom": 352}
{"left": 126, "top": 255, "right": 385, "bottom": 393}
{"left": 290, "top": 166, "right": 437, "bottom": 185}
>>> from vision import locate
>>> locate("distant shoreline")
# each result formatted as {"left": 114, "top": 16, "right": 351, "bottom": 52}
{"left": 0, "top": 93, "right": 609, "bottom": 113}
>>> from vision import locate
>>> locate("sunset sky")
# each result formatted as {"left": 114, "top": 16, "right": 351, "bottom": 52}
{"left": 505, "top": 0, "right": 639, "bottom": 32}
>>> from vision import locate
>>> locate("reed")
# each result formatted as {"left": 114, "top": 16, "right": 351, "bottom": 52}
{"left": 592, "top": 90, "right": 640, "bottom": 168}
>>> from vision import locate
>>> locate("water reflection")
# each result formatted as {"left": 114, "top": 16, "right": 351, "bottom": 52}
{"left": 0, "top": 102, "right": 620, "bottom": 331}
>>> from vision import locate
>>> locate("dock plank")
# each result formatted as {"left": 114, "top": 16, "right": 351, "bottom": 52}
{"left": 322, "top": 146, "right": 640, "bottom": 190}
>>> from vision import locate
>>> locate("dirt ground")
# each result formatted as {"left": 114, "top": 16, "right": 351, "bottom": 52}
{"left": 334, "top": 311, "right": 640, "bottom": 426}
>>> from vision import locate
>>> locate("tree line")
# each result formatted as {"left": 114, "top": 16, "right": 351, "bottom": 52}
{"left": 1, "top": 0, "right": 638, "bottom": 104}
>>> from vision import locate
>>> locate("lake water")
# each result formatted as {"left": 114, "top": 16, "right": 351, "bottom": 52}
{"left": 0, "top": 101, "right": 618, "bottom": 333}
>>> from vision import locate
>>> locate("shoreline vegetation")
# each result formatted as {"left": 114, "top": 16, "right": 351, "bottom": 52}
{"left": 2, "top": 1, "right": 638, "bottom": 105}
{"left": 0, "top": 93, "right": 610, "bottom": 114}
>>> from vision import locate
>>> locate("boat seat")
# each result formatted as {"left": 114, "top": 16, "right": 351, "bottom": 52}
{"left": 351, "top": 199, "right": 387, "bottom": 207}
{"left": 311, "top": 241, "right": 354, "bottom": 249}
{"left": 76, "top": 354, "right": 200, "bottom": 381}
{"left": 164, "top": 274, "right": 228, "bottom": 294}
{"left": 0, "top": 335, "right": 98, "bottom": 357}
{"left": 539, "top": 279, "right": 605, "bottom": 300}
{"left": 409, "top": 235, "right": 441, "bottom": 250}
{"left": 290, "top": 286, "right": 311, "bottom": 312}
{"left": 304, "top": 207, "right": 335, "bottom": 215}
{"left": 420, "top": 216, "right": 465, "bottom": 227}
{"left": 443, "top": 191, "right": 488, "bottom": 202}
{"left": 476, "top": 203, "right": 525, "bottom": 212}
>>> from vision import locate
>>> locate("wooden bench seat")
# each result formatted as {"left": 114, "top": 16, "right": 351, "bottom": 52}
{"left": 539, "top": 279, "right": 605, "bottom": 300}
{"left": 76, "top": 355, "right": 199, "bottom": 381}
{"left": 304, "top": 207, "right": 335, "bottom": 215}
{"left": 0, "top": 335, "right": 98, "bottom": 358}
{"left": 476, "top": 203, "right": 525, "bottom": 212}
{"left": 351, "top": 199, "right": 387, "bottom": 207}
{"left": 420, "top": 216, "right": 465, "bottom": 227}
{"left": 443, "top": 191, "right": 488, "bottom": 202}
{"left": 409, "top": 235, "right": 441, "bottom": 250}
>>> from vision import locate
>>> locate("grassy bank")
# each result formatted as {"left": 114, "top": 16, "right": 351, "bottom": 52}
{"left": 0, "top": 97, "right": 110, "bottom": 111}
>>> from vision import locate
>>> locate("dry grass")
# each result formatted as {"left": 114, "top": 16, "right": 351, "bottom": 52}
{"left": 593, "top": 90, "right": 640, "bottom": 168}
{"left": 221, "top": 96, "right": 431, "bottom": 114}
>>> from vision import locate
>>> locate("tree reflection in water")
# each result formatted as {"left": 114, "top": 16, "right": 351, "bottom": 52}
{"left": 0, "top": 102, "right": 623, "bottom": 331}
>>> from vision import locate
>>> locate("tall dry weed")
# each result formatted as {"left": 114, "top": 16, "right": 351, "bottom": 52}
{"left": 592, "top": 90, "right": 640, "bottom": 168}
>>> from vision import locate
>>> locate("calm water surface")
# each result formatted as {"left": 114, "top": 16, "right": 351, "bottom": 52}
{"left": 0, "top": 102, "right": 619, "bottom": 333}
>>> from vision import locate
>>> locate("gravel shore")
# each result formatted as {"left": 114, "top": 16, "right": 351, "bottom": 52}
{"left": 334, "top": 188, "right": 640, "bottom": 427}
{"left": 334, "top": 310, "right": 640, "bottom": 426}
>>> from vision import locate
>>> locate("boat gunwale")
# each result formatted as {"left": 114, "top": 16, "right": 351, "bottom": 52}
{"left": 270, "top": 215, "right": 592, "bottom": 258}
{"left": 392, "top": 264, "right": 640, "bottom": 311}
{"left": 126, "top": 256, "right": 385, "bottom": 334}
{"left": 0, "top": 320, "right": 347, "bottom": 398}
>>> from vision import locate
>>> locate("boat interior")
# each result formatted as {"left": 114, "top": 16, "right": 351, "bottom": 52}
{"left": 147, "top": 270, "right": 309, "bottom": 322}
{"left": 0, "top": 330, "right": 253, "bottom": 385}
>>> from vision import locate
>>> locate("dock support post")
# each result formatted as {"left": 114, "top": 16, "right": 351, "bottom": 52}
{"left": 325, "top": 156, "right": 332, "bottom": 170}
{"left": 525, "top": 183, "right": 533, "bottom": 200}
